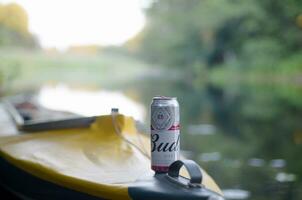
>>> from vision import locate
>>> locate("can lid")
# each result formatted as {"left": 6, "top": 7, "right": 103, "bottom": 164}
{"left": 153, "top": 96, "right": 177, "bottom": 100}
{"left": 111, "top": 108, "right": 119, "bottom": 113}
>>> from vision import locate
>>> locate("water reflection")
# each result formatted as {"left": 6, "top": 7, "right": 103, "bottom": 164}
{"left": 223, "top": 189, "right": 250, "bottom": 200}
{"left": 247, "top": 158, "right": 265, "bottom": 167}
{"left": 122, "top": 77, "right": 302, "bottom": 199}
{"left": 188, "top": 124, "right": 216, "bottom": 135}
{"left": 199, "top": 152, "right": 221, "bottom": 162}
{"left": 270, "top": 159, "right": 286, "bottom": 169}
{"left": 275, "top": 172, "right": 296, "bottom": 183}
{"left": 38, "top": 84, "right": 145, "bottom": 120}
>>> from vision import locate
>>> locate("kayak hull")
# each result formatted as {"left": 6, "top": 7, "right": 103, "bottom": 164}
{"left": 0, "top": 157, "right": 103, "bottom": 200}
{"left": 0, "top": 103, "right": 223, "bottom": 199}
{"left": 0, "top": 157, "right": 219, "bottom": 200}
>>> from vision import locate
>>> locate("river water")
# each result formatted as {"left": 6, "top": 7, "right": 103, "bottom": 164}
{"left": 38, "top": 79, "right": 302, "bottom": 200}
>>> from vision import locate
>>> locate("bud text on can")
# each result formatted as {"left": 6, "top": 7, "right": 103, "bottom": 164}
{"left": 151, "top": 96, "right": 180, "bottom": 173}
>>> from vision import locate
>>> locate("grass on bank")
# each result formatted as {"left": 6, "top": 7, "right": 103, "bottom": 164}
{"left": 0, "top": 48, "right": 152, "bottom": 94}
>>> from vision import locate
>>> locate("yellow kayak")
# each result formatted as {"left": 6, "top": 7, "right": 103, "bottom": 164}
{"left": 0, "top": 103, "right": 223, "bottom": 199}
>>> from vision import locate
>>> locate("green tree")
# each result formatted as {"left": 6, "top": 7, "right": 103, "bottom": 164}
{"left": 136, "top": 0, "right": 302, "bottom": 70}
{"left": 0, "top": 3, "right": 39, "bottom": 48}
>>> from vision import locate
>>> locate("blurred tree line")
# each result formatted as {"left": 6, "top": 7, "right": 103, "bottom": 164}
{"left": 0, "top": 3, "right": 39, "bottom": 95}
{"left": 0, "top": 3, "right": 39, "bottom": 48}
{"left": 128, "top": 0, "right": 302, "bottom": 77}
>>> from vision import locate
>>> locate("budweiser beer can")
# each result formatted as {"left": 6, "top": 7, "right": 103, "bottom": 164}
{"left": 151, "top": 96, "right": 180, "bottom": 173}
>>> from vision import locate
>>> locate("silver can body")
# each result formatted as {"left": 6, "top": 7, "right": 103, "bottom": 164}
{"left": 151, "top": 96, "right": 180, "bottom": 173}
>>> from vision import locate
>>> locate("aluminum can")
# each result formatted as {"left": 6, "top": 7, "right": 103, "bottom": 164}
{"left": 151, "top": 96, "right": 180, "bottom": 173}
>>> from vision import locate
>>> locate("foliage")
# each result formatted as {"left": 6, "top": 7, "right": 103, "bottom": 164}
{"left": 135, "top": 0, "right": 302, "bottom": 72}
{"left": 0, "top": 48, "right": 151, "bottom": 94}
{"left": 0, "top": 3, "right": 38, "bottom": 48}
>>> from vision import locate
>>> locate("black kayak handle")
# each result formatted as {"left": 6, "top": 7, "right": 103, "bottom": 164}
{"left": 167, "top": 160, "right": 203, "bottom": 186}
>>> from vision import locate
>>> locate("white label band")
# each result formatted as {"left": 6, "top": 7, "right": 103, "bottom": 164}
{"left": 151, "top": 130, "right": 180, "bottom": 167}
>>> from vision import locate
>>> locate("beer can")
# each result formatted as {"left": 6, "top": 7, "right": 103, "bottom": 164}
{"left": 151, "top": 96, "right": 180, "bottom": 173}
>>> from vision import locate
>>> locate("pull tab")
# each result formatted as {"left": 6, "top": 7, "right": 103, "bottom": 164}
{"left": 166, "top": 160, "right": 203, "bottom": 188}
